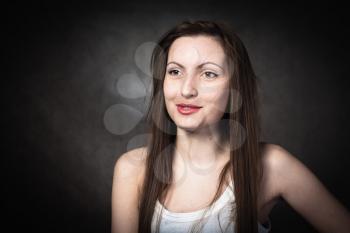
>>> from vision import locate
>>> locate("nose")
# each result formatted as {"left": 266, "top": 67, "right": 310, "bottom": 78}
{"left": 181, "top": 75, "right": 198, "bottom": 98}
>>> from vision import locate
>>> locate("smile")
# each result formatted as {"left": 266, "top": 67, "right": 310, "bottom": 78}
{"left": 176, "top": 104, "right": 202, "bottom": 115}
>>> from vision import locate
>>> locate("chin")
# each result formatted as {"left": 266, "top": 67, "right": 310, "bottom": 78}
{"left": 175, "top": 123, "right": 200, "bottom": 132}
{"left": 178, "top": 127, "right": 197, "bottom": 133}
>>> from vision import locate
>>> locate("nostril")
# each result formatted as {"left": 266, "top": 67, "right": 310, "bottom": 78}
{"left": 181, "top": 82, "right": 198, "bottom": 98}
{"left": 181, "top": 87, "right": 198, "bottom": 98}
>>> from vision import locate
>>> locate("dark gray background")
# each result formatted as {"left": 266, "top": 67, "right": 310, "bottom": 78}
{"left": 7, "top": 1, "right": 349, "bottom": 233}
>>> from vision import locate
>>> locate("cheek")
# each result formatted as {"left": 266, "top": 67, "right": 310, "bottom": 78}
{"left": 163, "top": 79, "right": 180, "bottom": 116}
{"left": 163, "top": 79, "right": 178, "bottom": 100}
{"left": 201, "top": 84, "right": 230, "bottom": 116}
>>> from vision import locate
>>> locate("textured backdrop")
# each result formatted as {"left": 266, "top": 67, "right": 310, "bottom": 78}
{"left": 7, "top": 1, "right": 349, "bottom": 233}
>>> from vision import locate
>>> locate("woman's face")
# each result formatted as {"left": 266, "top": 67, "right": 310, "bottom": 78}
{"left": 163, "top": 35, "right": 230, "bottom": 132}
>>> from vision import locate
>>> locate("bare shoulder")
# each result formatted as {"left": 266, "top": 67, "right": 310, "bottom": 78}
{"left": 260, "top": 142, "right": 332, "bottom": 197}
{"left": 259, "top": 142, "right": 350, "bottom": 233}
{"left": 259, "top": 142, "right": 303, "bottom": 197}
{"left": 111, "top": 146, "right": 148, "bottom": 233}
{"left": 113, "top": 147, "right": 147, "bottom": 206}
{"left": 260, "top": 142, "right": 294, "bottom": 164}
{"left": 114, "top": 146, "right": 148, "bottom": 184}
{"left": 115, "top": 146, "right": 148, "bottom": 168}
{"left": 257, "top": 142, "right": 309, "bottom": 215}
{"left": 260, "top": 142, "right": 299, "bottom": 174}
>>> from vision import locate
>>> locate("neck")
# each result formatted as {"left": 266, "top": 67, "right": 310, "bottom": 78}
{"left": 174, "top": 124, "right": 229, "bottom": 168}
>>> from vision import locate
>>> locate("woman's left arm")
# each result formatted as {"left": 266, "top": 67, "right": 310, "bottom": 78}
{"left": 270, "top": 144, "right": 350, "bottom": 233}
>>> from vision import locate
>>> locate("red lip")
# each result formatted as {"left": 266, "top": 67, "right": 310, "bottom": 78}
{"left": 176, "top": 103, "right": 202, "bottom": 115}
{"left": 176, "top": 103, "right": 202, "bottom": 108}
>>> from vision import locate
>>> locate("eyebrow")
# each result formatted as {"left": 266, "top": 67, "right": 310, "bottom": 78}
{"left": 166, "top": 61, "right": 224, "bottom": 71}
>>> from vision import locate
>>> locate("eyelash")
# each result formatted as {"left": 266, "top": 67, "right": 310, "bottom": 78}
{"left": 204, "top": 71, "right": 218, "bottom": 79}
{"left": 167, "top": 69, "right": 219, "bottom": 79}
{"left": 168, "top": 69, "right": 181, "bottom": 76}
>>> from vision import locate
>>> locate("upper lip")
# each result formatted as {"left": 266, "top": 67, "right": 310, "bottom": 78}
{"left": 176, "top": 103, "right": 202, "bottom": 108}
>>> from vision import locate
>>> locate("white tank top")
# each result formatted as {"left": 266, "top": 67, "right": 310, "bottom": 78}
{"left": 151, "top": 181, "right": 271, "bottom": 233}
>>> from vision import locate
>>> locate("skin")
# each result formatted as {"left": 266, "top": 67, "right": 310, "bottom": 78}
{"left": 164, "top": 36, "right": 231, "bottom": 168}
{"left": 111, "top": 36, "right": 350, "bottom": 233}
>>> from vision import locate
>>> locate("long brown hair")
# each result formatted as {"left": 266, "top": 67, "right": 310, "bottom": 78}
{"left": 138, "top": 20, "right": 263, "bottom": 233}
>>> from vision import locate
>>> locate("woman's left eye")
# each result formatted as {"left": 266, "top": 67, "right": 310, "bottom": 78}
{"left": 204, "top": 72, "right": 218, "bottom": 79}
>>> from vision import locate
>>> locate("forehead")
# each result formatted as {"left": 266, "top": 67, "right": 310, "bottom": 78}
{"left": 167, "top": 36, "right": 226, "bottom": 66}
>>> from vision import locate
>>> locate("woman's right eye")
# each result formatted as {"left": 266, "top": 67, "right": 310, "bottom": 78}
{"left": 168, "top": 69, "right": 181, "bottom": 76}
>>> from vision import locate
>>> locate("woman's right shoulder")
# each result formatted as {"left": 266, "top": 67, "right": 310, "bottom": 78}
{"left": 113, "top": 146, "right": 148, "bottom": 192}
{"left": 114, "top": 146, "right": 148, "bottom": 176}
{"left": 111, "top": 147, "right": 148, "bottom": 232}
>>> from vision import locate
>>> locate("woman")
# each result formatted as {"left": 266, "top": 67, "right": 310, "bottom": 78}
{"left": 111, "top": 20, "right": 350, "bottom": 233}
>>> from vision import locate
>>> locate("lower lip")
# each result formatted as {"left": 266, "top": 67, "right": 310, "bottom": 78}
{"left": 176, "top": 105, "right": 202, "bottom": 115}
